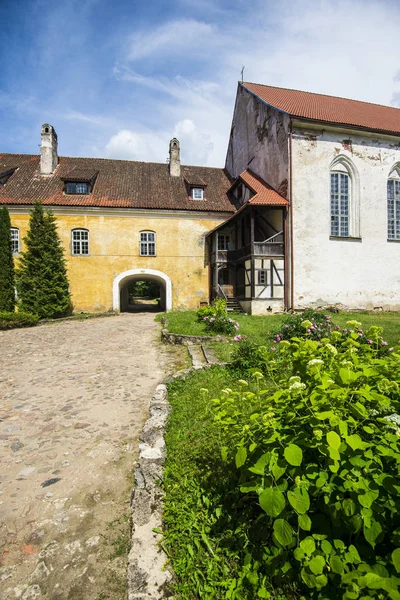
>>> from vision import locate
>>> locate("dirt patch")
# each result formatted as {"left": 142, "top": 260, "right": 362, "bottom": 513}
{"left": 0, "top": 313, "right": 183, "bottom": 599}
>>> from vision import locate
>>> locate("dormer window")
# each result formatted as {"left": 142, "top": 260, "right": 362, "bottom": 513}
{"left": 62, "top": 169, "right": 98, "bottom": 195}
{"left": 65, "top": 181, "right": 90, "bottom": 195}
{"left": 191, "top": 187, "right": 204, "bottom": 200}
{"left": 0, "top": 168, "right": 17, "bottom": 187}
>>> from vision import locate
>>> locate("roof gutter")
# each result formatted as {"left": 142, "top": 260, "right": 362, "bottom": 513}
{"left": 288, "top": 117, "right": 400, "bottom": 140}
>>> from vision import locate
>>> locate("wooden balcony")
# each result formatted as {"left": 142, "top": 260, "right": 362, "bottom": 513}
{"left": 212, "top": 232, "right": 284, "bottom": 264}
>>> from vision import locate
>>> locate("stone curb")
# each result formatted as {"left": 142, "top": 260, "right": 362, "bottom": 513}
{"left": 161, "top": 328, "right": 227, "bottom": 345}
{"left": 127, "top": 361, "right": 230, "bottom": 599}
{"left": 127, "top": 383, "right": 173, "bottom": 600}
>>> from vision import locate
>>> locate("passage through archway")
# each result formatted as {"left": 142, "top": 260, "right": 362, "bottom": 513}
{"left": 113, "top": 269, "right": 172, "bottom": 312}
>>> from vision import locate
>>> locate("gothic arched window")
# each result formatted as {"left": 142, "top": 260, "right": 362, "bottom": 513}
{"left": 329, "top": 156, "right": 360, "bottom": 238}
{"left": 387, "top": 166, "right": 400, "bottom": 240}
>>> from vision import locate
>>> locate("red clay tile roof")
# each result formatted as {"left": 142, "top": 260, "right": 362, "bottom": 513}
{"left": 242, "top": 82, "right": 400, "bottom": 136}
{"left": 238, "top": 169, "right": 288, "bottom": 206}
{"left": 206, "top": 170, "right": 287, "bottom": 237}
{"left": 182, "top": 168, "right": 207, "bottom": 187}
{"left": 0, "top": 154, "right": 235, "bottom": 213}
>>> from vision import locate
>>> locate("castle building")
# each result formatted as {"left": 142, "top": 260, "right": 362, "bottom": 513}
{"left": 1, "top": 82, "right": 400, "bottom": 313}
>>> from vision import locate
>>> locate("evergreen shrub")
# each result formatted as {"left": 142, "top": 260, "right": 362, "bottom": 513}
{"left": 16, "top": 202, "right": 70, "bottom": 319}
{"left": 0, "top": 311, "right": 39, "bottom": 329}
{"left": 0, "top": 206, "right": 16, "bottom": 312}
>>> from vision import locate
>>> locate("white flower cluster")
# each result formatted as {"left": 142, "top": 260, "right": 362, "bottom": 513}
{"left": 288, "top": 376, "right": 306, "bottom": 391}
{"left": 307, "top": 358, "right": 324, "bottom": 368}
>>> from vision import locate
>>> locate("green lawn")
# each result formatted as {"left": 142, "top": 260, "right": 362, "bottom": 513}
{"left": 157, "top": 310, "right": 284, "bottom": 342}
{"left": 157, "top": 310, "right": 400, "bottom": 363}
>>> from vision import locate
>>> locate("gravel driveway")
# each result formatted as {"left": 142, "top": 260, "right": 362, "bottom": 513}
{"left": 0, "top": 313, "right": 179, "bottom": 600}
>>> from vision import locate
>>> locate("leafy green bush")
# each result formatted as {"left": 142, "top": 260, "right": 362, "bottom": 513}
{"left": 210, "top": 326, "right": 400, "bottom": 598}
{"left": 270, "top": 308, "right": 334, "bottom": 343}
{"left": 196, "top": 305, "right": 215, "bottom": 321}
{"left": 197, "top": 298, "right": 228, "bottom": 322}
{"left": 0, "top": 311, "right": 39, "bottom": 329}
{"left": 213, "top": 297, "right": 227, "bottom": 315}
{"left": 204, "top": 314, "right": 239, "bottom": 335}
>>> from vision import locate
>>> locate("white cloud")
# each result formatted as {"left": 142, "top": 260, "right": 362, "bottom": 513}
{"left": 106, "top": 0, "right": 400, "bottom": 167}
{"left": 128, "top": 19, "right": 217, "bottom": 61}
{"left": 105, "top": 129, "right": 169, "bottom": 162}
{"left": 65, "top": 110, "right": 112, "bottom": 127}
{"left": 104, "top": 119, "right": 215, "bottom": 166}
{"left": 173, "top": 119, "right": 214, "bottom": 165}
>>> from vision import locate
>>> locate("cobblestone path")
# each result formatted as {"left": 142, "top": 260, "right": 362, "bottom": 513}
{"left": 0, "top": 313, "right": 179, "bottom": 600}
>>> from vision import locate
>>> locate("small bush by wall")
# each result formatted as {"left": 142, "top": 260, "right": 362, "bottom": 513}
{"left": 0, "top": 311, "right": 39, "bottom": 330}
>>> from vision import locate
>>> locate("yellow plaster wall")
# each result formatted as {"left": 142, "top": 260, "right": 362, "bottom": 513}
{"left": 10, "top": 211, "right": 226, "bottom": 312}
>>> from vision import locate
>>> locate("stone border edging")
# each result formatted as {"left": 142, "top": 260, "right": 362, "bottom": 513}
{"left": 127, "top": 363, "right": 231, "bottom": 599}
{"left": 127, "top": 383, "right": 173, "bottom": 600}
{"left": 161, "top": 328, "right": 227, "bottom": 345}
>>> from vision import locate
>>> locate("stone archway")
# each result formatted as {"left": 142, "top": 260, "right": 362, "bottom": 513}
{"left": 113, "top": 269, "right": 172, "bottom": 312}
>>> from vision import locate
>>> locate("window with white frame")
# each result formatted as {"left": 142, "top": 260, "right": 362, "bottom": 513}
{"left": 140, "top": 231, "right": 156, "bottom": 256}
{"left": 191, "top": 187, "right": 204, "bottom": 200}
{"left": 72, "top": 229, "right": 89, "bottom": 255}
{"left": 258, "top": 269, "right": 268, "bottom": 286}
{"left": 388, "top": 173, "right": 400, "bottom": 240}
{"left": 10, "top": 228, "right": 19, "bottom": 253}
{"left": 217, "top": 234, "right": 230, "bottom": 251}
{"left": 330, "top": 172, "right": 350, "bottom": 237}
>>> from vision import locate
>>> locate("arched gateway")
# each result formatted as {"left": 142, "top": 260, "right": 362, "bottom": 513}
{"left": 112, "top": 269, "right": 172, "bottom": 312}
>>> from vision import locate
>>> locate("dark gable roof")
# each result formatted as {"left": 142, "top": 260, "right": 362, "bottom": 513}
{"left": 0, "top": 154, "right": 235, "bottom": 213}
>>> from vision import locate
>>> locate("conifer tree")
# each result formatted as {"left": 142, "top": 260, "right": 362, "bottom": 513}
{"left": 0, "top": 206, "right": 16, "bottom": 312}
{"left": 17, "top": 202, "right": 70, "bottom": 318}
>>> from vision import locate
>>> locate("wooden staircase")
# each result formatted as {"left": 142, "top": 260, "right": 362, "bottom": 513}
{"left": 226, "top": 296, "right": 244, "bottom": 313}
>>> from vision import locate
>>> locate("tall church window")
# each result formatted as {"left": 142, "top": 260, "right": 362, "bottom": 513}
{"left": 329, "top": 156, "right": 359, "bottom": 238}
{"left": 72, "top": 229, "right": 89, "bottom": 255}
{"left": 388, "top": 169, "right": 400, "bottom": 240}
{"left": 140, "top": 231, "right": 156, "bottom": 256}
{"left": 330, "top": 172, "right": 349, "bottom": 237}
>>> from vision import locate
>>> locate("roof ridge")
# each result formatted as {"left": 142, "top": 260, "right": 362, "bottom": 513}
{"left": 0, "top": 152, "right": 225, "bottom": 171}
{"left": 242, "top": 81, "right": 400, "bottom": 112}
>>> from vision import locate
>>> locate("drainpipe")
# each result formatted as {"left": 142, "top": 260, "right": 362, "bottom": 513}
{"left": 289, "top": 119, "right": 294, "bottom": 311}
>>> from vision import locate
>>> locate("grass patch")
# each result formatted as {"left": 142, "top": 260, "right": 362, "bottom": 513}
{"left": 159, "top": 311, "right": 400, "bottom": 361}
{"left": 163, "top": 367, "right": 244, "bottom": 598}
{"left": 157, "top": 310, "right": 284, "bottom": 341}
{"left": 163, "top": 366, "right": 292, "bottom": 599}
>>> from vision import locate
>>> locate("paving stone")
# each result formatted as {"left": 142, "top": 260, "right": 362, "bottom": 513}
{"left": 0, "top": 313, "right": 182, "bottom": 599}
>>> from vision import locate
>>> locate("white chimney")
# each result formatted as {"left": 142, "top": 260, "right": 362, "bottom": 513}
{"left": 40, "top": 124, "right": 58, "bottom": 175}
{"left": 169, "top": 138, "right": 180, "bottom": 177}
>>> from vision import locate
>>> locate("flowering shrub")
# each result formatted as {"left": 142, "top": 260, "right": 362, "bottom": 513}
{"left": 196, "top": 305, "right": 215, "bottom": 321}
{"left": 270, "top": 308, "right": 334, "bottom": 343}
{"left": 196, "top": 298, "right": 227, "bottom": 322}
{"left": 203, "top": 314, "right": 239, "bottom": 335}
{"left": 270, "top": 311, "right": 392, "bottom": 357}
{"left": 210, "top": 328, "right": 400, "bottom": 598}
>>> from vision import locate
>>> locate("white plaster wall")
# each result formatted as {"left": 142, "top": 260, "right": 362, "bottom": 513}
{"left": 292, "top": 125, "right": 400, "bottom": 310}
{"left": 225, "top": 85, "right": 290, "bottom": 196}
{"left": 239, "top": 299, "right": 284, "bottom": 314}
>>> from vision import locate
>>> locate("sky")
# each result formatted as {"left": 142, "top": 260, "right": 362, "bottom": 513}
{"left": 1, "top": 0, "right": 400, "bottom": 167}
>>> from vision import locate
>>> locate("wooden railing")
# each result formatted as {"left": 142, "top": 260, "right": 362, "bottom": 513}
{"left": 213, "top": 231, "right": 284, "bottom": 263}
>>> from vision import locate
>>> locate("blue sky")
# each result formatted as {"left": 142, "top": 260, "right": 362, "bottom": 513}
{"left": 1, "top": 0, "right": 400, "bottom": 167}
